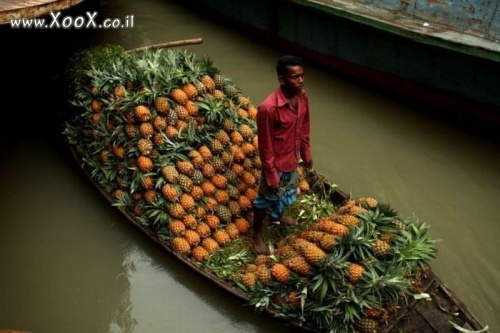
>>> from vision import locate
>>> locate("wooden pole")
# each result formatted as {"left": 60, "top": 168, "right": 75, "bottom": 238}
{"left": 128, "top": 38, "right": 203, "bottom": 52}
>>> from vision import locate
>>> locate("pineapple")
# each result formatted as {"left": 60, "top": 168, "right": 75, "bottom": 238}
{"left": 338, "top": 214, "right": 361, "bottom": 227}
{"left": 178, "top": 174, "right": 193, "bottom": 192}
{"left": 234, "top": 217, "right": 251, "bottom": 234}
{"left": 185, "top": 100, "right": 198, "bottom": 116}
{"left": 184, "top": 229, "right": 201, "bottom": 247}
{"left": 91, "top": 99, "right": 102, "bottom": 113}
{"left": 270, "top": 263, "right": 290, "bottom": 285}
{"left": 213, "top": 229, "right": 231, "bottom": 246}
{"left": 170, "top": 88, "right": 188, "bottom": 105}
{"left": 190, "top": 185, "right": 204, "bottom": 201}
{"left": 143, "top": 189, "right": 157, "bottom": 204}
{"left": 134, "top": 105, "right": 151, "bottom": 122}
{"left": 197, "top": 144, "right": 212, "bottom": 161}
{"left": 227, "top": 200, "right": 241, "bottom": 217}
{"left": 191, "top": 245, "right": 209, "bottom": 262}
{"left": 138, "top": 138, "right": 153, "bottom": 155}
{"left": 137, "top": 155, "right": 154, "bottom": 173}
{"left": 215, "top": 129, "right": 230, "bottom": 146}
{"left": 188, "top": 150, "right": 204, "bottom": 169}
{"left": 174, "top": 104, "right": 189, "bottom": 121}
{"left": 348, "top": 263, "right": 365, "bottom": 283}
{"left": 161, "top": 164, "right": 179, "bottom": 183}
{"left": 355, "top": 318, "right": 379, "bottom": 333}
{"left": 225, "top": 222, "right": 240, "bottom": 239}
{"left": 204, "top": 214, "right": 220, "bottom": 230}
{"left": 238, "top": 123, "right": 254, "bottom": 139}
{"left": 182, "top": 82, "right": 198, "bottom": 100}
{"left": 172, "top": 236, "right": 191, "bottom": 255}
{"left": 237, "top": 195, "right": 252, "bottom": 211}
{"left": 214, "top": 190, "right": 230, "bottom": 204}
{"left": 180, "top": 193, "right": 196, "bottom": 212}
{"left": 284, "top": 255, "right": 312, "bottom": 276}
{"left": 153, "top": 115, "right": 167, "bottom": 131}
{"left": 201, "top": 237, "right": 220, "bottom": 254}
{"left": 211, "top": 174, "right": 227, "bottom": 189}
{"left": 373, "top": 239, "right": 390, "bottom": 257}
{"left": 195, "top": 222, "right": 211, "bottom": 238}
{"left": 182, "top": 214, "right": 198, "bottom": 229}
{"left": 190, "top": 169, "right": 204, "bottom": 185}
{"left": 168, "top": 219, "right": 186, "bottom": 236}
{"left": 154, "top": 96, "right": 170, "bottom": 114}
{"left": 256, "top": 265, "right": 272, "bottom": 285}
{"left": 215, "top": 204, "right": 232, "bottom": 224}
{"left": 239, "top": 272, "right": 256, "bottom": 290}
{"left": 168, "top": 202, "right": 186, "bottom": 219}
{"left": 201, "top": 180, "right": 216, "bottom": 197}
{"left": 176, "top": 160, "right": 194, "bottom": 177}
{"left": 200, "top": 74, "right": 216, "bottom": 93}
{"left": 139, "top": 122, "right": 154, "bottom": 139}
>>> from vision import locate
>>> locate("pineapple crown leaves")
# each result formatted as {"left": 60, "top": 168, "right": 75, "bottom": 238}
{"left": 196, "top": 98, "right": 229, "bottom": 125}
{"left": 339, "top": 223, "right": 376, "bottom": 262}
{"left": 392, "top": 221, "right": 439, "bottom": 271}
{"left": 145, "top": 200, "right": 171, "bottom": 226}
{"left": 359, "top": 264, "right": 412, "bottom": 304}
{"left": 197, "top": 55, "right": 220, "bottom": 76}
{"left": 111, "top": 191, "right": 134, "bottom": 208}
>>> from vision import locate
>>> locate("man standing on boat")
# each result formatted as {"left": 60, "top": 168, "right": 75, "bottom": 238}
{"left": 251, "top": 55, "right": 313, "bottom": 255}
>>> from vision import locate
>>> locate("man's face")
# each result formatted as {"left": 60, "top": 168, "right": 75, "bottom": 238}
{"left": 279, "top": 65, "right": 304, "bottom": 95}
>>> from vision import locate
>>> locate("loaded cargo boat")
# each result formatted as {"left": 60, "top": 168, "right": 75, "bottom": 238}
{"left": 61, "top": 41, "right": 488, "bottom": 332}
{"left": 184, "top": 0, "right": 500, "bottom": 126}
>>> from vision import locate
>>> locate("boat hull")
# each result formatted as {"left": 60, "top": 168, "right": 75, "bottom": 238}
{"left": 188, "top": 0, "right": 500, "bottom": 125}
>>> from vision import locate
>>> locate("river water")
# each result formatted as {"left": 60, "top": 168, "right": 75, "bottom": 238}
{"left": 1, "top": 0, "right": 499, "bottom": 332}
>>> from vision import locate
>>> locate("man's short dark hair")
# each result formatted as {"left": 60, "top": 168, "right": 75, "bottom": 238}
{"left": 276, "top": 55, "right": 303, "bottom": 76}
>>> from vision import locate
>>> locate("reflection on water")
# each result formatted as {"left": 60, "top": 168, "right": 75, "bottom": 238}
{"left": 0, "top": 0, "right": 499, "bottom": 332}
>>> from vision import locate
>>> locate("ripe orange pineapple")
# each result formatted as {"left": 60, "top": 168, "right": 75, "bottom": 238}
{"left": 134, "top": 105, "right": 151, "bottom": 122}
{"left": 201, "top": 237, "right": 220, "bottom": 254}
{"left": 143, "top": 189, "right": 157, "bottom": 205}
{"left": 153, "top": 115, "right": 167, "bottom": 131}
{"left": 182, "top": 214, "right": 198, "bottom": 229}
{"left": 182, "top": 82, "right": 198, "bottom": 100}
{"left": 348, "top": 263, "right": 365, "bottom": 283}
{"left": 154, "top": 96, "right": 170, "bottom": 114}
{"left": 139, "top": 122, "right": 154, "bottom": 139}
{"left": 185, "top": 100, "right": 198, "bottom": 116}
{"left": 200, "top": 75, "right": 216, "bottom": 92}
{"left": 270, "top": 263, "right": 290, "bottom": 285}
{"left": 168, "top": 219, "right": 186, "bottom": 236}
{"left": 170, "top": 88, "right": 188, "bottom": 105}
{"left": 184, "top": 229, "right": 201, "bottom": 247}
{"left": 214, "top": 190, "right": 230, "bottom": 204}
{"left": 256, "top": 265, "right": 272, "bottom": 285}
{"left": 213, "top": 229, "right": 231, "bottom": 246}
{"left": 211, "top": 174, "right": 227, "bottom": 189}
{"left": 168, "top": 202, "right": 186, "bottom": 219}
{"left": 373, "top": 239, "right": 390, "bottom": 257}
{"left": 237, "top": 195, "right": 252, "bottom": 211}
{"left": 91, "top": 99, "right": 102, "bottom": 113}
{"left": 190, "top": 185, "right": 204, "bottom": 201}
{"left": 238, "top": 272, "right": 257, "bottom": 290}
{"left": 191, "top": 245, "right": 209, "bottom": 262}
{"left": 234, "top": 217, "right": 251, "bottom": 234}
{"left": 201, "top": 180, "right": 216, "bottom": 197}
{"left": 241, "top": 171, "right": 256, "bottom": 187}
{"left": 225, "top": 223, "right": 240, "bottom": 239}
{"left": 176, "top": 160, "right": 194, "bottom": 177}
{"left": 195, "top": 222, "right": 211, "bottom": 238}
{"left": 198, "top": 145, "right": 212, "bottom": 161}
{"left": 238, "top": 123, "right": 254, "bottom": 139}
{"left": 204, "top": 214, "right": 220, "bottom": 229}
{"left": 230, "top": 145, "right": 245, "bottom": 161}
{"left": 284, "top": 256, "right": 312, "bottom": 276}
{"left": 161, "top": 184, "right": 179, "bottom": 202}
{"left": 137, "top": 155, "right": 154, "bottom": 173}
{"left": 161, "top": 164, "right": 179, "bottom": 183}
{"left": 201, "top": 163, "right": 215, "bottom": 179}
{"left": 338, "top": 214, "right": 361, "bottom": 227}
{"left": 172, "top": 236, "right": 191, "bottom": 255}
{"left": 180, "top": 193, "right": 195, "bottom": 212}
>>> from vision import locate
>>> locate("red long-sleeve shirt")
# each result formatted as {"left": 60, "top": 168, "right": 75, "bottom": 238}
{"left": 257, "top": 87, "right": 312, "bottom": 187}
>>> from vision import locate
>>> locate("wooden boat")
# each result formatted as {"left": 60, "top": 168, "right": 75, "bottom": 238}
{"left": 184, "top": 0, "right": 500, "bottom": 127}
{"left": 61, "top": 40, "right": 488, "bottom": 333}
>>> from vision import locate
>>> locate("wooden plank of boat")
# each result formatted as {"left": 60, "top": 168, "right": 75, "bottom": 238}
{"left": 62, "top": 40, "right": 487, "bottom": 333}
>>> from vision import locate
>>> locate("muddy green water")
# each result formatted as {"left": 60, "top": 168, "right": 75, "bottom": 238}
{"left": 1, "top": 0, "right": 499, "bottom": 332}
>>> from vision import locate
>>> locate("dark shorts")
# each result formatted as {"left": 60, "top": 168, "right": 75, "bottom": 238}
{"left": 253, "top": 171, "right": 298, "bottom": 221}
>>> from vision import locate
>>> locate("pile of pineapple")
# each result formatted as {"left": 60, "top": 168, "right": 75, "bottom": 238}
{"left": 63, "top": 45, "right": 438, "bottom": 333}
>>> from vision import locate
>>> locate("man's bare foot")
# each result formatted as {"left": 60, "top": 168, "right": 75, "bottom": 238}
{"left": 280, "top": 215, "right": 298, "bottom": 226}
{"left": 250, "top": 235, "right": 271, "bottom": 255}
